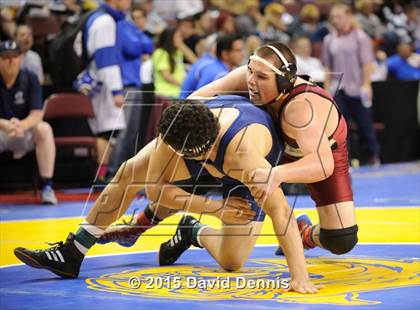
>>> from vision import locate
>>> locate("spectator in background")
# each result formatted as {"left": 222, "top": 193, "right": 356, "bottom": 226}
{"left": 292, "top": 36, "right": 325, "bottom": 82}
{"left": 106, "top": 6, "right": 154, "bottom": 179}
{"left": 181, "top": 34, "right": 244, "bottom": 98}
{"left": 180, "top": 34, "right": 217, "bottom": 99}
{"left": 355, "top": 0, "right": 387, "bottom": 40}
{"left": 258, "top": 3, "right": 290, "bottom": 43}
{"left": 176, "top": 16, "right": 198, "bottom": 64}
{"left": 289, "top": 4, "right": 329, "bottom": 43}
{"left": 234, "top": 2, "right": 262, "bottom": 37}
{"left": 405, "top": 5, "right": 420, "bottom": 49}
{"left": 131, "top": 3, "right": 152, "bottom": 38}
{"left": 382, "top": 2, "right": 415, "bottom": 45}
{"left": 0, "top": 7, "right": 16, "bottom": 41}
{"left": 216, "top": 11, "right": 236, "bottom": 35}
{"left": 75, "top": 0, "right": 130, "bottom": 183}
{"left": 371, "top": 49, "right": 388, "bottom": 82}
{"left": 131, "top": 4, "right": 155, "bottom": 151}
{"left": 196, "top": 34, "right": 244, "bottom": 87}
{"left": 152, "top": 27, "right": 186, "bottom": 98}
{"left": 211, "top": 0, "right": 258, "bottom": 16}
{"left": 14, "top": 24, "right": 44, "bottom": 84}
{"left": 137, "top": 0, "right": 167, "bottom": 36}
{"left": 0, "top": 41, "right": 57, "bottom": 204}
{"left": 387, "top": 42, "right": 420, "bottom": 80}
{"left": 322, "top": 3, "right": 380, "bottom": 166}
{"left": 186, "top": 10, "right": 213, "bottom": 57}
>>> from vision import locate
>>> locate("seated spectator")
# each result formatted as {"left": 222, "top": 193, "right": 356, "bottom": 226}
{"left": 289, "top": 3, "right": 329, "bottom": 43}
{"left": 355, "top": 0, "right": 386, "bottom": 40}
{"left": 405, "top": 5, "right": 420, "bottom": 49}
{"left": 152, "top": 27, "right": 186, "bottom": 98}
{"left": 14, "top": 24, "right": 44, "bottom": 84}
{"left": 186, "top": 10, "right": 214, "bottom": 57}
{"left": 235, "top": 2, "right": 262, "bottom": 37}
{"left": 371, "top": 49, "right": 388, "bottom": 82}
{"left": 196, "top": 34, "right": 244, "bottom": 88}
{"left": 176, "top": 16, "right": 198, "bottom": 64}
{"left": 1, "top": 7, "right": 16, "bottom": 41}
{"left": 216, "top": 11, "right": 236, "bottom": 35}
{"left": 139, "top": 0, "right": 167, "bottom": 36}
{"left": 292, "top": 36, "right": 325, "bottom": 82}
{"left": 211, "top": 0, "right": 258, "bottom": 16}
{"left": 258, "top": 3, "right": 290, "bottom": 43}
{"left": 180, "top": 35, "right": 217, "bottom": 99}
{"left": 382, "top": 2, "right": 414, "bottom": 45}
{"left": 387, "top": 42, "right": 420, "bottom": 81}
{"left": 0, "top": 41, "right": 57, "bottom": 204}
{"left": 181, "top": 34, "right": 244, "bottom": 98}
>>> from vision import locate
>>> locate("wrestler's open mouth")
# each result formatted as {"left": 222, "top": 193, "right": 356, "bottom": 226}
{"left": 249, "top": 88, "right": 260, "bottom": 97}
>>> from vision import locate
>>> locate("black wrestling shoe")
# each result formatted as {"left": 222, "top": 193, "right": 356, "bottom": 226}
{"left": 14, "top": 233, "right": 84, "bottom": 278}
{"left": 159, "top": 215, "right": 200, "bottom": 266}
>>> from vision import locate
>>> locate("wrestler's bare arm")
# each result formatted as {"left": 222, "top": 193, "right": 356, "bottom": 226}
{"left": 145, "top": 137, "right": 255, "bottom": 222}
{"left": 249, "top": 97, "right": 335, "bottom": 196}
{"left": 223, "top": 124, "right": 317, "bottom": 291}
{"left": 275, "top": 98, "right": 335, "bottom": 184}
{"left": 189, "top": 66, "right": 248, "bottom": 98}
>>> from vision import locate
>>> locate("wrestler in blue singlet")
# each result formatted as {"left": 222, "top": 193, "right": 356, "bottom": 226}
{"left": 174, "top": 95, "right": 283, "bottom": 221}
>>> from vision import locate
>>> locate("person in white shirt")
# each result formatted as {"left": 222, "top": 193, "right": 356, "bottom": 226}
{"left": 292, "top": 35, "right": 325, "bottom": 82}
{"left": 14, "top": 24, "right": 44, "bottom": 84}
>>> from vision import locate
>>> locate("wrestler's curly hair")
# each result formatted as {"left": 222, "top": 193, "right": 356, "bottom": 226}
{"left": 158, "top": 100, "right": 220, "bottom": 156}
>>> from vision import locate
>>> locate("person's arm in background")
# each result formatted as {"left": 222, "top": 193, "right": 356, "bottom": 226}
{"left": 88, "top": 14, "right": 124, "bottom": 107}
{"left": 9, "top": 71, "right": 43, "bottom": 138}
{"left": 174, "top": 30, "right": 197, "bottom": 64}
{"left": 32, "top": 52, "right": 44, "bottom": 85}
{"left": 140, "top": 31, "right": 154, "bottom": 56}
{"left": 321, "top": 35, "right": 332, "bottom": 91}
{"left": 0, "top": 119, "right": 9, "bottom": 132}
{"left": 153, "top": 49, "right": 182, "bottom": 86}
{"left": 120, "top": 20, "right": 144, "bottom": 59}
{"left": 189, "top": 65, "right": 248, "bottom": 98}
{"left": 359, "top": 31, "right": 375, "bottom": 102}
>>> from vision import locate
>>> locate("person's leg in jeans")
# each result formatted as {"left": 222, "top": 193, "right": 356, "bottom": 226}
{"left": 348, "top": 96, "right": 380, "bottom": 165}
{"left": 334, "top": 90, "right": 353, "bottom": 159}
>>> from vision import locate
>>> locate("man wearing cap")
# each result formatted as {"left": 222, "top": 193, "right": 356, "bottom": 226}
{"left": 0, "top": 40, "right": 57, "bottom": 204}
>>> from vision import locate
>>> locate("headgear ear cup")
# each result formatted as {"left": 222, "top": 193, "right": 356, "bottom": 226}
{"left": 267, "top": 45, "right": 297, "bottom": 93}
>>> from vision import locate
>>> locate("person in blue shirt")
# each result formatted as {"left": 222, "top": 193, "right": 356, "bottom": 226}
{"left": 180, "top": 34, "right": 245, "bottom": 98}
{"left": 0, "top": 41, "right": 57, "bottom": 204}
{"left": 179, "top": 52, "right": 215, "bottom": 99}
{"left": 387, "top": 43, "right": 420, "bottom": 81}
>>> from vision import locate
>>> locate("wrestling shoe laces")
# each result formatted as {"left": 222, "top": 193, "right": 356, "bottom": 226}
{"left": 14, "top": 233, "right": 84, "bottom": 278}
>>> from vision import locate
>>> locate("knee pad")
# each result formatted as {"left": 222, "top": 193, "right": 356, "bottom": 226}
{"left": 319, "top": 225, "right": 358, "bottom": 255}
